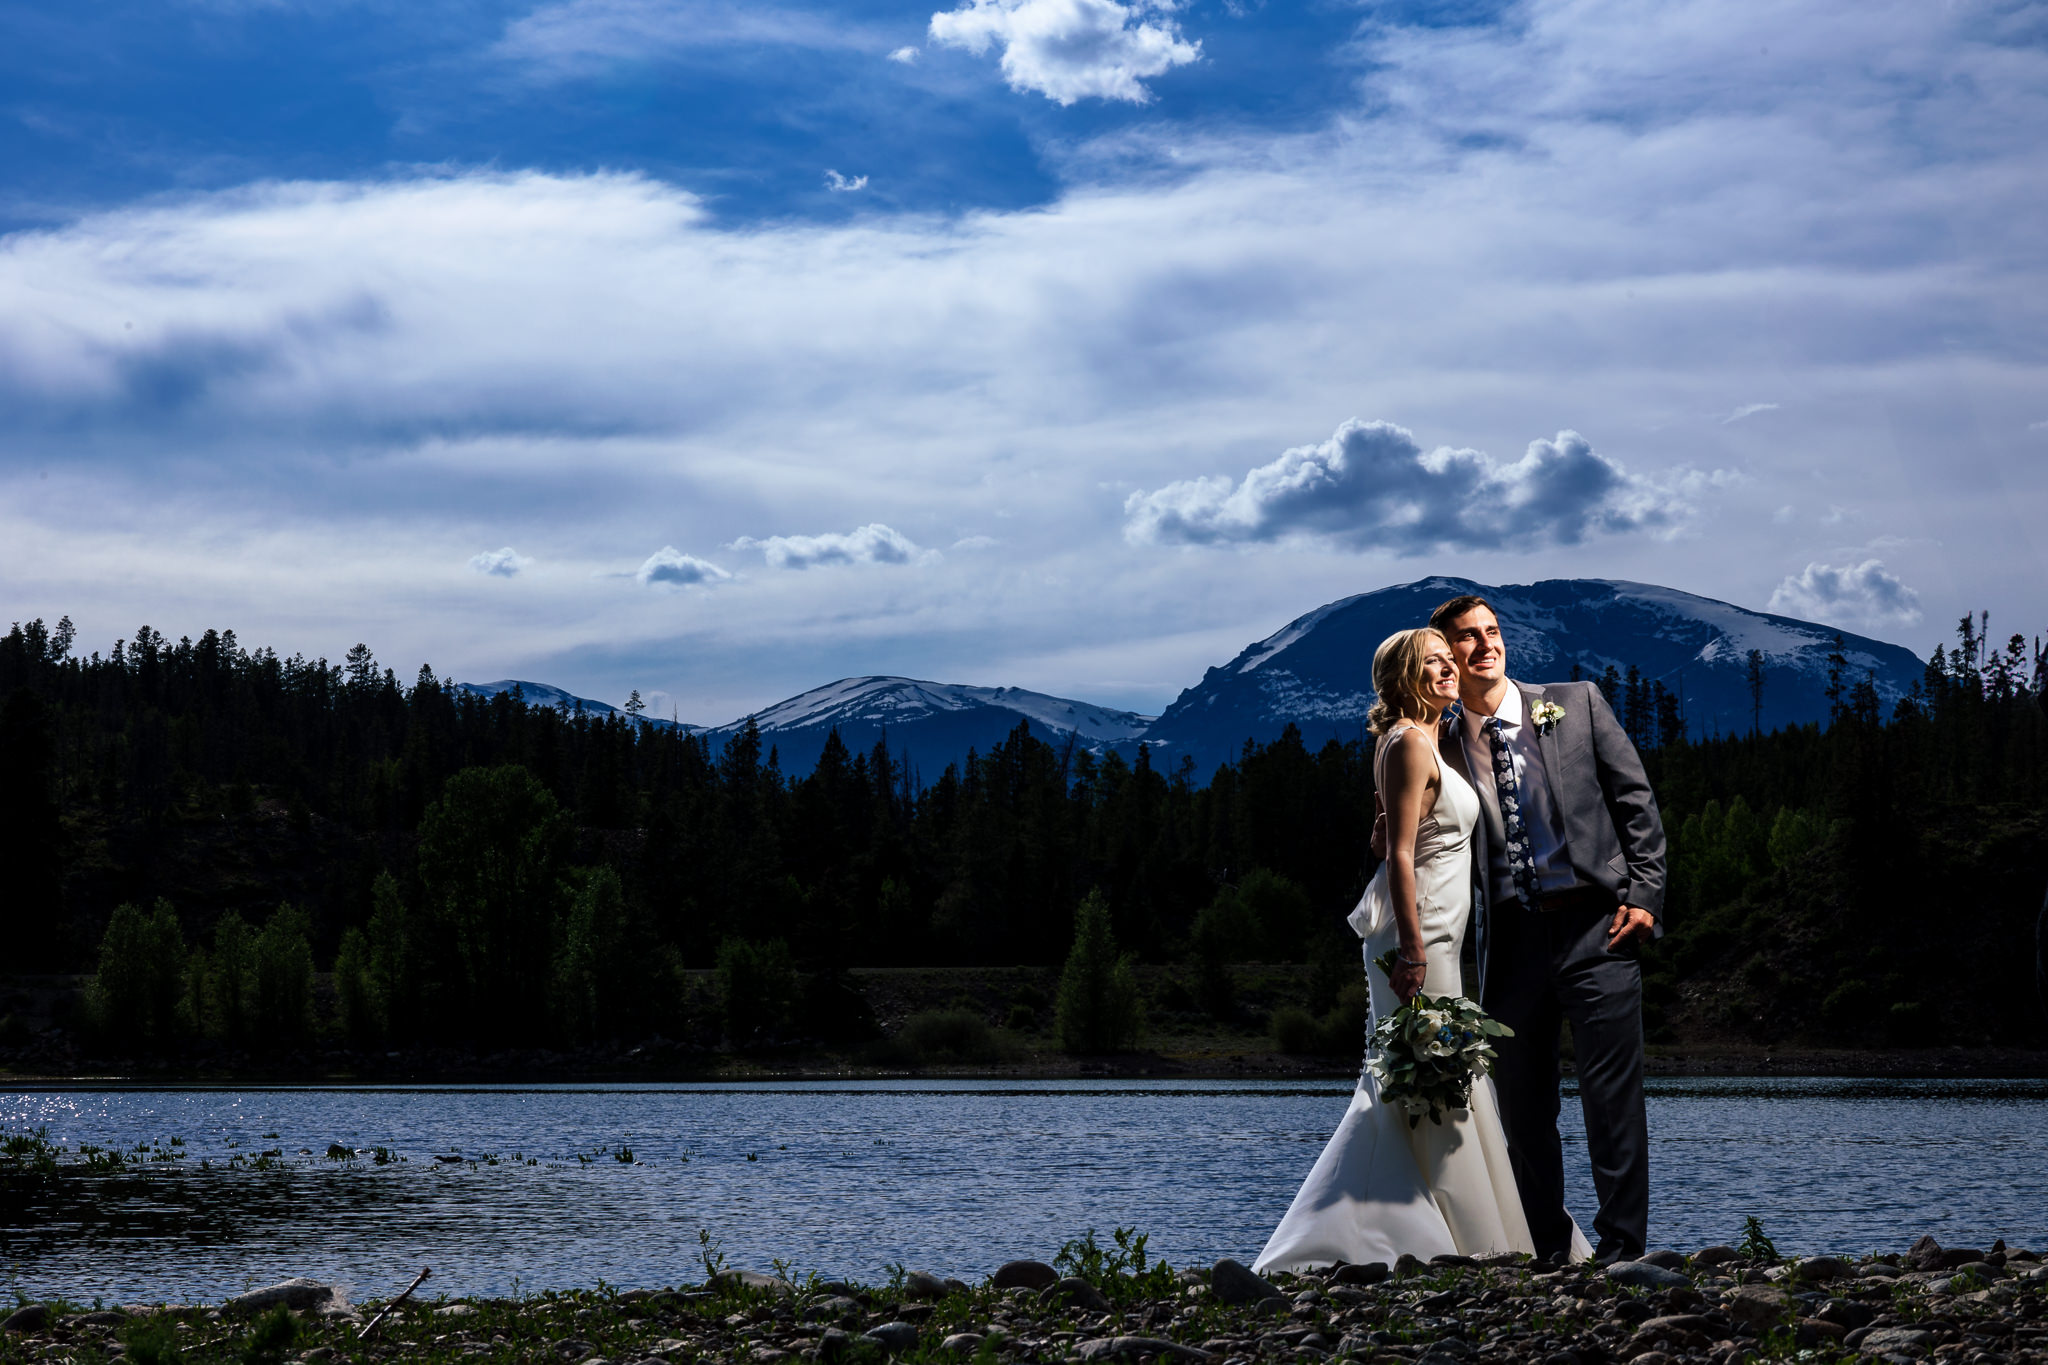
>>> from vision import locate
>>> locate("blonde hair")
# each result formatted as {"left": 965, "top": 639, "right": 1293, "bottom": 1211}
{"left": 1367, "top": 627, "right": 1449, "bottom": 735}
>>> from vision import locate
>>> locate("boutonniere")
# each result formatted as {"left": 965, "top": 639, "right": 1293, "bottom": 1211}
{"left": 1530, "top": 700, "right": 1566, "bottom": 734}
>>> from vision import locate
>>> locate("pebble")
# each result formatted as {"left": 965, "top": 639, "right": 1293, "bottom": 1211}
{"left": 1604, "top": 1262, "right": 1690, "bottom": 1291}
{"left": 863, "top": 1321, "right": 921, "bottom": 1352}
{"left": 2, "top": 1304, "right": 49, "bottom": 1333}
{"left": 1043, "top": 1277, "right": 1112, "bottom": 1312}
{"left": 993, "top": 1260, "right": 1058, "bottom": 1290}
{"left": 905, "top": 1272, "right": 952, "bottom": 1301}
{"left": 225, "top": 1278, "right": 347, "bottom": 1316}
{"left": 1210, "top": 1259, "right": 1285, "bottom": 1306}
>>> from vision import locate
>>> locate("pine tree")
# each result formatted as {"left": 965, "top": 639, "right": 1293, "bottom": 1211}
{"left": 1054, "top": 890, "right": 1143, "bottom": 1053}
{"left": 1745, "top": 649, "right": 1766, "bottom": 736}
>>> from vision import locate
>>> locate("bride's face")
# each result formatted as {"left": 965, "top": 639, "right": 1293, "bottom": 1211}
{"left": 1421, "top": 638, "right": 1459, "bottom": 705}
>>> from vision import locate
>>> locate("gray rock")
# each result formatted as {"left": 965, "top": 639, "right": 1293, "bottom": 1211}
{"left": 1790, "top": 1256, "right": 1854, "bottom": 1282}
{"left": 1626, "top": 1353, "right": 1671, "bottom": 1365}
{"left": 711, "top": 1271, "right": 795, "bottom": 1297}
{"left": 818, "top": 1327, "right": 855, "bottom": 1362}
{"left": 805, "top": 1296, "right": 861, "bottom": 1321}
{"left": 1611, "top": 1301, "right": 1655, "bottom": 1325}
{"left": 1332, "top": 1262, "right": 1388, "bottom": 1287}
{"left": 71, "top": 1311, "right": 129, "bottom": 1327}
{"left": 940, "top": 1334, "right": 985, "bottom": 1354}
{"left": 1691, "top": 1246, "right": 1739, "bottom": 1267}
{"left": 992, "top": 1260, "right": 1059, "bottom": 1291}
{"left": 1210, "top": 1259, "right": 1285, "bottom": 1306}
{"left": 1860, "top": 1328, "right": 1935, "bottom": 1355}
{"left": 863, "top": 1322, "right": 921, "bottom": 1353}
{"left": 1604, "top": 1262, "right": 1691, "bottom": 1291}
{"left": 2, "top": 1304, "right": 49, "bottom": 1333}
{"left": 1638, "top": 1251, "right": 1687, "bottom": 1271}
{"left": 1393, "top": 1253, "right": 1427, "bottom": 1277}
{"left": 1415, "top": 1350, "right": 1469, "bottom": 1365}
{"left": 904, "top": 1272, "right": 951, "bottom": 1301}
{"left": 225, "top": 1279, "right": 347, "bottom": 1316}
{"left": 1903, "top": 1236, "right": 1944, "bottom": 1271}
{"left": 1816, "top": 1299, "right": 1873, "bottom": 1330}
{"left": 1075, "top": 1337, "right": 1216, "bottom": 1363}
{"left": 1632, "top": 1315, "right": 1711, "bottom": 1339}
{"left": 1860, "top": 1263, "right": 1902, "bottom": 1278}
{"left": 1041, "top": 1277, "right": 1111, "bottom": 1312}
{"left": 1724, "top": 1285, "right": 1792, "bottom": 1329}
{"left": 436, "top": 1304, "right": 479, "bottom": 1318}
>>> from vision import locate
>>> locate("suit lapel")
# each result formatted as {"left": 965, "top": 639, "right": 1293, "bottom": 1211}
{"left": 1520, "top": 681, "right": 1571, "bottom": 819}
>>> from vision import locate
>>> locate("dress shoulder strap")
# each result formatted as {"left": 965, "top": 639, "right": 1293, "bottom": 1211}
{"left": 1374, "top": 720, "right": 1443, "bottom": 789}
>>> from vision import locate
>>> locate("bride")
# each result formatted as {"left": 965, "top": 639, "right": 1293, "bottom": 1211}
{"left": 1253, "top": 627, "right": 1576, "bottom": 1272}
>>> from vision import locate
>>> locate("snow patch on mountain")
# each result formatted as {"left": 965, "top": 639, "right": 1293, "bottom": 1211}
{"left": 732, "top": 676, "right": 1154, "bottom": 742}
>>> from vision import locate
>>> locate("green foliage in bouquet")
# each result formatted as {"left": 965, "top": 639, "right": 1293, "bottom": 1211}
{"left": 1366, "top": 950, "right": 1514, "bottom": 1128}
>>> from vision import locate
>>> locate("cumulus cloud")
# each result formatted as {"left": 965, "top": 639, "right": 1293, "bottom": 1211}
{"left": 469, "top": 546, "right": 529, "bottom": 577}
{"left": 636, "top": 546, "right": 732, "bottom": 588}
{"left": 732, "top": 523, "right": 926, "bottom": 569}
{"left": 1769, "top": 559, "right": 1922, "bottom": 627}
{"left": 927, "top": 0, "right": 1198, "bottom": 105}
{"left": 888, "top": 44, "right": 920, "bottom": 62}
{"left": 824, "top": 170, "right": 869, "bottom": 192}
{"left": 1123, "top": 421, "right": 1704, "bottom": 554}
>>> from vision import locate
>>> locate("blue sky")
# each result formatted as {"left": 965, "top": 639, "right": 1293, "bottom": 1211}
{"left": 2, "top": 0, "right": 2044, "bottom": 722}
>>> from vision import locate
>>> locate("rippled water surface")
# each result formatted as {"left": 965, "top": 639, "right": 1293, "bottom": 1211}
{"left": 5, "top": 1078, "right": 2045, "bottom": 1305}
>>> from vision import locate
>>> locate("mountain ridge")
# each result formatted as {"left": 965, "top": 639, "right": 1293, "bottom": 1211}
{"left": 460, "top": 577, "right": 1930, "bottom": 779}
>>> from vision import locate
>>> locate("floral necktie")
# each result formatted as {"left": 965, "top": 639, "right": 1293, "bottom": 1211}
{"left": 1485, "top": 716, "right": 1542, "bottom": 911}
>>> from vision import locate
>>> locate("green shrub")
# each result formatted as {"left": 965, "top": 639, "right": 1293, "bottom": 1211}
{"left": 333, "top": 926, "right": 379, "bottom": 1045}
{"left": 716, "top": 937, "right": 797, "bottom": 1046}
{"left": 252, "top": 903, "right": 315, "bottom": 1043}
{"left": 1270, "top": 1005, "right": 1321, "bottom": 1054}
{"left": 1054, "top": 891, "right": 1143, "bottom": 1054}
{"left": 89, "top": 900, "right": 187, "bottom": 1045}
{"left": 238, "top": 1305, "right": 298, "bottom": 1365}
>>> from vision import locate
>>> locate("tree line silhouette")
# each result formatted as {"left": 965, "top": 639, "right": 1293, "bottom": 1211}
{"left": 1, "top": 610, "right": 2041, "bottom": 1057}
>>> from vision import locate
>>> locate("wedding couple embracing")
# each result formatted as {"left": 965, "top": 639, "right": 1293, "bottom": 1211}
{"left": 1254, "top": 594, "right": 1666, "bottom": 1271}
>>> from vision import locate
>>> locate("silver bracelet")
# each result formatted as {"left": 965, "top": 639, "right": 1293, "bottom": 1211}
{"left": 1396, "top": 952, "right": 1427, "bottom": 967}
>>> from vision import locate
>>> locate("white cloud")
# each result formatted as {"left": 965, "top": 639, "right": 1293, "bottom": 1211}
{"left": 1123, "top": 421, "right": 1711, "bottom": 554}
{"left": 951, "top": 534, "right": 999, "bottom": 550}
{"left": 1769, "top": 559, "right": 1923, "bottom": 627}
{"left": 824, "top": 170, "right": 869, "bottom": 193}
{"left": 732, "top": 523, "right": 927, "bottom": 569}
{"left": 2029, "top": 419, "right": 2048, "bottom": 432}
{"left": 636, "top": 546, "right": 732, "bottom": 589}
{"left": 1723, "top": 402, "right": 1779, "bottom": 423}
{"left": 928, "top": 0, "right": 1198, "bottom": 105}
{"left": 468, "top": 546, "right": 529, "bottom": 577}
{"left": 3, "top": 0, "right": 2045, "bottom": 715}
{"left": 888, "top": 44, "right": 920, "bottom": 62}
{"left": 497, "top": 0, "right": 876, "bottom": 75}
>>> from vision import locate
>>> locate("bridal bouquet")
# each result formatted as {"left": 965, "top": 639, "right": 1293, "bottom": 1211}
{"left": 1364, "top": 950, "right": 1514, "bottom": 1127}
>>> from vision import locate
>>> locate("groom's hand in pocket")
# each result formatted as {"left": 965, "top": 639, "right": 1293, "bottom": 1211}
{"left": 1607, "top": 905, "right": 1655, "bottom": 950}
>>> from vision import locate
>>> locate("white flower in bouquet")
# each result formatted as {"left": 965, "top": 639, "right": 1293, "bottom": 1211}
{"left": 1365, "top": 950, "right": 1515, "bottom": 1128}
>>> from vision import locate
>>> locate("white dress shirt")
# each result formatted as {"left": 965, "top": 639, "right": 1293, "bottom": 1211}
{"left": 1459, "top": 682, "right": 1577, "bottom": 899}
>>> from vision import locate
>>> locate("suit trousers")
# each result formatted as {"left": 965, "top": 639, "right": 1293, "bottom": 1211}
{"left": 1485, "top": 899, "right": 1649, "bottom": 1259}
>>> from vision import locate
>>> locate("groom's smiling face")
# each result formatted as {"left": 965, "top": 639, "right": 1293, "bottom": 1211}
{"left": 1442, "top": 605, "right": 1507, "bottom": 687}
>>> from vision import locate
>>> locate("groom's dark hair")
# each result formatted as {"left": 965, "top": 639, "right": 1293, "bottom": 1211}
{"left": 1429, "top": 594, "right": 1495, "bottom": 635}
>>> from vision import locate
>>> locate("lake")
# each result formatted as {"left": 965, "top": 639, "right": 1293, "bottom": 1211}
{"left": 4, "top": 1077, "right": 2045, "bottom": 1306}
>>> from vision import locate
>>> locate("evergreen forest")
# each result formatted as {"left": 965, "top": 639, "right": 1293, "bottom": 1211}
{"left": 1, "top": 612, "right": 2043, "bottom": 1067}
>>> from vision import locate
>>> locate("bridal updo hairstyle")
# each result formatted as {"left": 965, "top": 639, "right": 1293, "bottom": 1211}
{"left": 1367, "top": 627, "right": 1449, "bottom": 736}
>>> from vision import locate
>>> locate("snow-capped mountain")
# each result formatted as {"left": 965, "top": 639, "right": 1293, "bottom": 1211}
{"left": 457, "top": 578, "right": 1931, "bottom": 782}
{"left": 701, "top": 677, "right": 1155, "bottom": 778}
{"left": 1138, "top": 577, "right": 1926, "bottom": 775}
{"left": 451, "top": 680, "right": 697, "bottom": 731}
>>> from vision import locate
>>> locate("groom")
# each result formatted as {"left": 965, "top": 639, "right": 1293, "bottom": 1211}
{"left": 1429, "top": 593, "right": 1666, "bottom": 1265}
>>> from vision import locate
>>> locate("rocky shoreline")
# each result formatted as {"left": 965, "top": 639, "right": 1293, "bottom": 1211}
{"left": 5, "top": 1236, "right": 2043, "bottom": 1365}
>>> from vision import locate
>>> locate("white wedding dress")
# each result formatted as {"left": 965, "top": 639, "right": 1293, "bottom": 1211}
{"left": 1253, "top": 722, "right": 1584, "bottom": 1272}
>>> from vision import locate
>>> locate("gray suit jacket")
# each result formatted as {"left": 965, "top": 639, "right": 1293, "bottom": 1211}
{"left": 1439, "top": 679, "right": 1667, "bottom": 1001}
